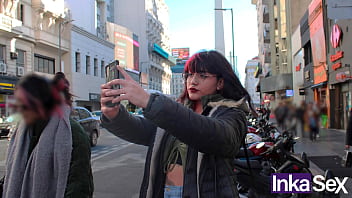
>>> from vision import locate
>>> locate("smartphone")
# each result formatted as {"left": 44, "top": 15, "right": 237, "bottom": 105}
{"left": 105, "top": 60, "right": 120, "bottom": 107}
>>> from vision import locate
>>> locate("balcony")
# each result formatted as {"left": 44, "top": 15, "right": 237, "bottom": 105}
{"left": 0, "top": 13, "right": 22, "bottom": 36}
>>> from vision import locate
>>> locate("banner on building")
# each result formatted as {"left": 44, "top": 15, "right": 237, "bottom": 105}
{"left": 309, "top": 0, "right": 328, "bottom": 84}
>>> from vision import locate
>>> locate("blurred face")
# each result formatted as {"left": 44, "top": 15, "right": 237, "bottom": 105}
{"left": 14, "top": 88, "right": 41, "bottom": 125}
{"left": 184, "top": 72, "right": 224, "bottom": 101}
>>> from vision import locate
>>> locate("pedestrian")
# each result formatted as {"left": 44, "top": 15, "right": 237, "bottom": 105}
{"left": 345, "top": 108, "right": 352, "bottom": 150}
{"left": 306, "top": 102, "right": 319, "bottom": 141}
{"left": 274, "top": 101, "right": 288, "bottom": 130}
{"left": 295, "top": 101, "right": 306, "bottom": 138}
{"left": 2, "top": 73, "right": 93, "bottom": 198}
{"left": 101, "top": 50, "right": 253, "bottom": 198}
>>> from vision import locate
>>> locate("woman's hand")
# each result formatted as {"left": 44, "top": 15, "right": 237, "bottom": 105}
{"left": 104, "top": 66, "right": 151, "bottom": 108}
{"left": 101, "top": 84, "right": 120, "bottom": 120}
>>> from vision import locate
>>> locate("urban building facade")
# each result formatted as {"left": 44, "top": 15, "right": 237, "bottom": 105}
{"left": 0, "top": 0, "right": 70, "bottom": 116}
{"left": 245, "top": 58, "right": 261, "bottom": 107}
{"left": 65, "top": 0, "right": 115, "bottom": 111}
{"left": 114, "top": 0, "right": 176, "bottom": 94}
{"left": 170, "top": 63, "right": 184, "bottom": 98}
{"left": 326, "top": 0, "right": 352, "bottom": 129}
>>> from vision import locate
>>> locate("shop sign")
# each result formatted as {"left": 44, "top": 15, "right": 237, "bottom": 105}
{"left": 336, "top": 71, "right": 351, "bottom": 82}
{"left": 295, "top": 63, "right": 301, "bottom": 72}
{"left": 330, "top": 24, "right": 342, "bottom": 49}
{"left": 89, "top": 93, "right": 100, "bottom": 101}
{"left": 330, "top": 51, "right": 344, "bottom": 62}
{"left": 332, "top": 62, "right": 342, "bottom": 70}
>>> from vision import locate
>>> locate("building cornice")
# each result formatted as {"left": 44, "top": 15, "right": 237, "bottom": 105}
{"left": 72, "top": 25, "right": 115, "bottom": 49}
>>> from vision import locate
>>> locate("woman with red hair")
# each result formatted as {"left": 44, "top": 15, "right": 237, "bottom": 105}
{"left": 101, "top": 51, "right": 255, "bottom": 198}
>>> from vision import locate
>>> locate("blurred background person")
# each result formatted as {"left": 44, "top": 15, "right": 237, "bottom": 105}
{"left": 2, "top": 73, "right": 93, "bottom": 198}
{"left": 345, "top": 108, "right": 352, "bottom": 150}
{"left": 274, "top": 101, "right": 288, "bottom": 130}
{"left": 295, "top": 101, "right": 306, "bottom": 138}
{"left": 306, "top": 102, "right": 319, "bottom": 142}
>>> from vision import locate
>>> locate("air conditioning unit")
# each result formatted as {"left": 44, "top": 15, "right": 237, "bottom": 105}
{"left": 17, "top": 67, "right": 24, "bottom": 76}
{"left": 0, "top": 62, "right": 7, "bottom": 73}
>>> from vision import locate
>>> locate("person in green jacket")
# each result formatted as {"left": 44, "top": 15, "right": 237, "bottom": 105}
{"left": 2, "top": 73, "right": 93, "bottom": 198}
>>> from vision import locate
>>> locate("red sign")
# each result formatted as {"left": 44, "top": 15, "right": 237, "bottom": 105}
{"left": 330, "top": 51, "right": 344, "bottom": 62}
{"left": 330, "top": 24, "right": 342, "bottom": 48}
{"left": 295, "top": 63, "right": 301, "bottom": 71}
{"left": 332, "top": 62, "right": 342, "bottom": 70}
{"left": 172, "top": 48, "right": 190, "bottom": 60}
{"left": 336, "top": 71, "right": 351, "bottom": 82}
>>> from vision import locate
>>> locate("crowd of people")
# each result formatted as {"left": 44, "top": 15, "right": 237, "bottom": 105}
{"left": 274, "top": 100, "right": 323, "bottom": 141}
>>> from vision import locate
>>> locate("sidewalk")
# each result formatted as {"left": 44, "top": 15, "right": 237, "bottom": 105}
{"left": 294, "top": 128, "right": 352, "bottom": 198}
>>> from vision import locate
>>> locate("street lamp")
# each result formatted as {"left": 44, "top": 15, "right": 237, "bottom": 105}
{"left": 214, "top": 8, "right": 236, "bottom": 74}
{"left": 58, "top": 19, "right": 74, "bottom": 72}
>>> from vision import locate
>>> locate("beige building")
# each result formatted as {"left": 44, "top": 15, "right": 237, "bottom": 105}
{"left": 0, "top": 0, "right": 70, "bottom": 116}
{"left": 252, "top": 0, "right": 312, "bottom": 107}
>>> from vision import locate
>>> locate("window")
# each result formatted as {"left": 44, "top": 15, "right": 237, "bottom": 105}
{"left": 303, "top": 42, "right": 312, "bottom": 66}
{"left": 75, "top": 52, "right": 81, "bottom": 72}
{"left": 0, "top": 45, "right": 5, "bottom": 63}
{"left": 17, "top": 4, "right": 24, "bottom": 22}
{"left": 34, "top": 54, "right": 55, "bottom": 74}
{"left": 94, "top": 58, "right": 98, "bottom": 76}
{"left": 86, "top": 55, "right": 90, "bottom": 75}
{"left": 101, "top": 60, "right": 105, "bottom": 78}
{"left": 78, "top": 109, "right": 90, "bottom": 119}
{"left": 16, "top": 50, "right": 25, "bottom": 68}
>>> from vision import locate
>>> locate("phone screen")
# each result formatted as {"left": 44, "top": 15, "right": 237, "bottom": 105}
{"left": 105, "top": 60, "right": 120, "bottom": 107}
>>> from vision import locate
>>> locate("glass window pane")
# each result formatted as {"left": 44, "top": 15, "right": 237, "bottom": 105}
{"left": 34, "top": 56, "right": 38, "bottom": 71}
{"left": 44, "top": 59, "right": 49, "bottom": 73}
{"left": 38, "top": 58, "right": 44, "bottom": 72}
{"left": 49, "top": 60, "right": 54, "bottom": 74}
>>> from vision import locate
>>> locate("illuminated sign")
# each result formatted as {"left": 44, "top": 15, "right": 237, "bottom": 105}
{"left": 295, "top": 63, "right": 301, "bottom": 72}
{"left": 332, "top": 62, "right": 342, "bottom": 70}
{"left": 330, "top": 51, "right": 344, "bottom": 62}
{"left": 286, "top": 90, "right": 294, "bottom": 97}
{"left": 172, "top": 48, "right": 190, "bottom": 60}
{"left": 330, "top": 24, "right": 342, "bottom": 48}
{"left": 336, "top": 71, "right": 351, "bottom": 82}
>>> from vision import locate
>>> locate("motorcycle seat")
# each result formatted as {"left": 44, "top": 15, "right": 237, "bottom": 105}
{"left": 233, "top": 159, "right": 262, "bottom": 170}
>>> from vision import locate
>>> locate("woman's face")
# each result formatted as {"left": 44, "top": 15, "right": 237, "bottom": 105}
{"left": 185, "top": 72, "right": 224, "bottom": 101}
{"left": 14, "top": 89, "right": 41, "bottom": 125}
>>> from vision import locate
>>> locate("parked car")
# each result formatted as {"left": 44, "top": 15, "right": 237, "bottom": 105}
{"left": 0, "top": 114, "right": 21, "bottom": 139}
{"left": 71, "top": 107, "right": 101, "bottom": 147}
{"left": 91, "top": 110, "right": 102, "bottom": 123}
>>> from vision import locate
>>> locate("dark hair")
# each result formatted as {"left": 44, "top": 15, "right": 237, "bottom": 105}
{"left": 16, "top": 74, "right": 57, "bottom": 117}
{"left": 179, "top": 50, "right": 256, "bottom": 114}
{"left": 52, "top": 72, "right": 73, "bottom": 106}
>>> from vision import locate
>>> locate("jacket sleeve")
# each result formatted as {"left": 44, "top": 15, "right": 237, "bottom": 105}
{"left": 65, "top": 119, "right": 94, "bottom": 198}
{"left": 101, "top": 105, "right": 157, "bottom": 146}
{"left": 143, "top": 94, "right": 247, "bottom": 158}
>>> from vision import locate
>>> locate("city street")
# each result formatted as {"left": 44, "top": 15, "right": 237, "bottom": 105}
{"left": 0, "top": 129, "right": 148, "bottom": 198}
{"left": 1, "top": 127, "right": 352, "bottom": 197}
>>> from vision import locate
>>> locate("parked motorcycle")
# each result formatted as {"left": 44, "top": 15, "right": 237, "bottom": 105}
{"left": 234, "top": 136, "right": 310, "bottom": 198}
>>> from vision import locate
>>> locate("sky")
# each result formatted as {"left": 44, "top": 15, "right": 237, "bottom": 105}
{"left": 165, "top": 0, "right": 258, "bottom": 83}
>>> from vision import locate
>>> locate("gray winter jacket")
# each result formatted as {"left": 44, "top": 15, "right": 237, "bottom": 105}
{"left": 101, "top": 93, "right": 248, "bottom": 198}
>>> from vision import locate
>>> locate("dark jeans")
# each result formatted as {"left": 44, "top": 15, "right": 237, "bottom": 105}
{"left": 310, "top": 127, "right": 318, "bottom": 141}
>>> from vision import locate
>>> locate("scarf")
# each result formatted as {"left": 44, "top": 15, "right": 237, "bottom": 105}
{"left": 2, "top": 105, "right": 72, "bottom": 198}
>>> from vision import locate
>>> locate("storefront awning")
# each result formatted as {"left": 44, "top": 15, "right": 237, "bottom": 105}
{"left": 0, "top": 76, "right": 19, "bottom": 95}
{"left": 310, "top": 82, "right": 327, "bottom": 89}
